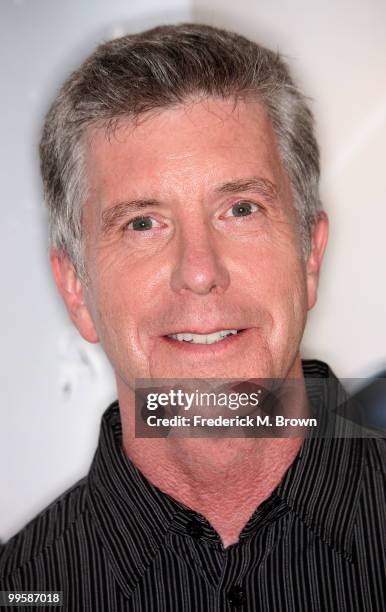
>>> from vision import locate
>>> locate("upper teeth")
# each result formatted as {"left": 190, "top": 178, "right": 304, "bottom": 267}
{"left": 168, "top": 330, "right": 239, "bottom": 345}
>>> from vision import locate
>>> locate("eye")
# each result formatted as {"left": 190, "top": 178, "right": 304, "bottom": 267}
{"left": 224, "top": 201, "right": 260, "bottom": 218}
{"left": 125, "top": 216, "right": 161, "bottom": 231}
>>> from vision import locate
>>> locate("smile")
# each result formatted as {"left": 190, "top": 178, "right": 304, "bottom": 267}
{"left": 167, "top": 329, "right": 240, "bottom": 345}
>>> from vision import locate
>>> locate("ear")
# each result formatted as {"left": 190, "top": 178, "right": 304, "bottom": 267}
{"left": 306, "top": 211, "right": 329, "bottom": 311}
{"left": 50, "top": 249, "right": 99, "bottom": 343}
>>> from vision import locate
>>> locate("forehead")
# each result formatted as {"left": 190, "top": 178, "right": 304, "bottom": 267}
{"left": 85, "top": 96, "right": 291, "bottom": 208}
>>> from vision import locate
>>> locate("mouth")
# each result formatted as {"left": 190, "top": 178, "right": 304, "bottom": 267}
{"left": 166, "top": 329, "right": 244, "bottom": 345}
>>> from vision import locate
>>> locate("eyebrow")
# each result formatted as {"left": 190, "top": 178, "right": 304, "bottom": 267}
{"left": 215, "top": 177, "right": 278, "bottom": 201}
{"left": 101, "top": 199, "right": 160, "bottom": 235}
{"left": 100, "top": 176, "right": 278, "bottom": 235}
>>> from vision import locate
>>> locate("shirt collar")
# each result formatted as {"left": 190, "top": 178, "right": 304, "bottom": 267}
{"left": 87, "top": 360, "right": 366, "bottom": 598}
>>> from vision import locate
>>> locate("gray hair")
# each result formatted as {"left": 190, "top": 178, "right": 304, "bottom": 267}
{"left": 40, "top": 23, "right": 321, "bottom": 279}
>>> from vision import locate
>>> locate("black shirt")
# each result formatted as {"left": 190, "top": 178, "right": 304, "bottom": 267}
{"left": 1, "top": 360, "right": 385, "bottom": 611}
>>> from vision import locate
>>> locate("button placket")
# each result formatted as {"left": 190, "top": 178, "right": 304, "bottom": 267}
{"left": 227, "top": 584, "right": 246, "bottom": 608}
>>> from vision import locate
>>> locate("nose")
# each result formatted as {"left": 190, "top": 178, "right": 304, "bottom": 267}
{"left": 170, "top": 223, "right": 230, "bottom": 296}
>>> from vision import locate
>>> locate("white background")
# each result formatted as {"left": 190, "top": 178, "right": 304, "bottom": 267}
{"left": 1, "top": 0, "right": 386, "bottom": 541}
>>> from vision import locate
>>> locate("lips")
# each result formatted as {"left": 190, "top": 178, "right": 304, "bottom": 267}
{"left": 167, "top": 329, "right": 239, "bottom": 345}
{"left": 158, "top": 327, "right": 250, "bottom": 361}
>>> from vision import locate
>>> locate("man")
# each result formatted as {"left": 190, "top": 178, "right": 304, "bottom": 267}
{"left": 0, "top": 23, "right": 384, "bottom": 611}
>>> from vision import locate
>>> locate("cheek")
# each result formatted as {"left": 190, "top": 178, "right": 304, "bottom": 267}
{"left": 246, "top": 248, "right": 308, "bottom": 328}
{"left": 90, "top": 287, "right": 152, "bottom": 382}
{"left": 243, "top": 239, "right": 306, "bottom": 295}
{"left": 274, "top": 267, "right": 308, "bottom": 343}
{"left": 88, "top": 277, "right": 134, "bottom": 348}
{"left": 87, "top": 242, "right": 163, "bottom": 349}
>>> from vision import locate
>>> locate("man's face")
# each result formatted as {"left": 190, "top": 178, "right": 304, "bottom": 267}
{"left": 55, "top": 97, "right": 327, "bottom": 391}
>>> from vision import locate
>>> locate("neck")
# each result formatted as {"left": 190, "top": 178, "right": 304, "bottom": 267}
{"left": 119, "top": 359, "right": 307, "bottom": 548}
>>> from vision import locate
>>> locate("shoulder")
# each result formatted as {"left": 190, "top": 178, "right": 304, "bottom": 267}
{"left": 352, "top": 437, "right": 385, "bottom": 569}
{"left": 0, "top": 476, "right": 90, "bottom": 581}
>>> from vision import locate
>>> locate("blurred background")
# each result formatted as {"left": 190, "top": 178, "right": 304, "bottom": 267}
{"left": 1, "top": 0, "right": 385, "bottom": 541}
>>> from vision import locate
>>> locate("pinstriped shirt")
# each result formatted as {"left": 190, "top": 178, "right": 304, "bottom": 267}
{"left": 0, "top": 360, "right": 385, "bottom": 611}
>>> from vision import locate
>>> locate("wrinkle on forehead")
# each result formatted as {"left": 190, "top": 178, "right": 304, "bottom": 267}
{"left": 87, "top": 93, "right": 266, "bottom": 146}
{"left": 84, "top": 95, "right": 295, "bottom": 228}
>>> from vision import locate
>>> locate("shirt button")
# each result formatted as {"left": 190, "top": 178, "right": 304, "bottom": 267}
{"left": 186, "top": 519, "right": 203, "bottom": 539}
{"left": 227, "top": 585, "right": 246, "bottom": 608}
